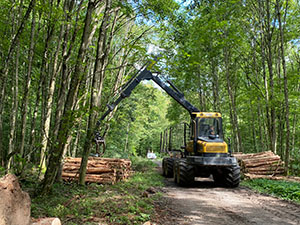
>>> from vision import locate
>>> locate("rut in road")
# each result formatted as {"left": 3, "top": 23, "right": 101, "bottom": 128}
{"left": 158, "top": 176, "right": 300, "bottom": 225}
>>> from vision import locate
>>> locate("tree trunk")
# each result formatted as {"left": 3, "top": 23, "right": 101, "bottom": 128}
{"left": 40, "top": 0, "right": 97, "bottom": 194}
{"left": 19, "top": 7, "right": 36, "bottom": 158}
{"left": 265, "top": 0, "right": 277, "bottom": 153}
{"left": 276, "top": 0, "right": 290, "bottom": 173}
{"left": 79, "top": 0, "right": 112, "bottom": 185}
{"left": 7, "top": 43, "right": 20, "bottom": 171}
{"left": 224, "top": 47, "right": 243, "bottom": 153}
{"left": 39, "top": 0, "right": 68, "bottom": 178}
{"left": 0, "top": 0, "right": 36, "bottom": 167}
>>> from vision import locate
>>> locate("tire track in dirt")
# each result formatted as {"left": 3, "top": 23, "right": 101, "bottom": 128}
{"left": 156, "top": 176, "right": 300, "bottom": 225}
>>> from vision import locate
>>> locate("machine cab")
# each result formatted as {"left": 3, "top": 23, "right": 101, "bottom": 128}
{"left": 187, "top": 112, "right": 228, "bottom": 154}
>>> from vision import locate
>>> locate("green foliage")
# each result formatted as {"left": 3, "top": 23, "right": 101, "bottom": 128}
{"left": 242, "top": 179, "right": 300, "bottom": 204}
{"left": 23, "top": 165, "right": 164, "bottom": 225}
{"left": 130, "top": 156, "right": 157, "bottom": 172}
{"left": 104, "top": 84, "right": 170, "bottom": 158}
{"left": 290, "top": 149, "right": 300, "bottom": 176}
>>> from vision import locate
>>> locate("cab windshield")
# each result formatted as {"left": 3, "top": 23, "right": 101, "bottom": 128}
{"left": 198, "top": 117, "right": 222, "bottom": 139}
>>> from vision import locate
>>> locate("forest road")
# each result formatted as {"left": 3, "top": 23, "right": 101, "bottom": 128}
{"left": 154, "top": 164, "right": 300, "bottom": 225}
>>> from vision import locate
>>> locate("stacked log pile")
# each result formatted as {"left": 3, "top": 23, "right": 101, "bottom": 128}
{"left": 233, "top": 151, "right": 284, "bottom": 176}
{"left": 62, "top": 157, "right": 132, "bottom": 184}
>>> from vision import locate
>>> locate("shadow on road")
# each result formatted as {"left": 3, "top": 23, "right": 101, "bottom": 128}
{"left": 163, "top": 176, "right": 221, "bottom": 189}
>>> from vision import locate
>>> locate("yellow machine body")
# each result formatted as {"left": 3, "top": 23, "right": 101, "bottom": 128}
{"left": 186, "top": 112, "right": 228, "bottom": 154}
{"left": 186, "top": 140, "right": 228, "bottom": 154}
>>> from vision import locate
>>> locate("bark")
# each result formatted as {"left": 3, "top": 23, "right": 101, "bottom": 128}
{"left": 71, "top": 128, "right": 80, "bottom": 157}
{"left": 7, "top": 43, "right": 20, "bottom": 171}
{"left": 7, "top": 2, "right": 23, "bottom": 168}
{"left": 19, "top": 7, "right": 36, "bottom": 157}
{"left": 79, "top": 0, "right": 113, "bottom": 185}
{"left": 265, "top": 0, "right": 277, "bottom": 153}
{"left": 53, "top": 0, "right": 81, "bottom": 139}
{"left": 40, "top": 0, "right": 97, "bottom": 195}
{"left": 258, "top": 0, "right": 271, "bottom": 152}
{"left": 252, "top": 37, "right": 266, "bottom": 151}
{"left": 124, "top": 123, "right": 130, "bottom": 152}
{"left": 211, "top": 59, "right": 220, "bottom": 111}
{"left": 224, "top": 47, "right": 243, "bottom": 153}
{"left": 250, "top": 101, "right": 257, "bottom": 152}
{"left": 160, "top": 132, "right": 163, "bottom": 153}
{"left": 0, "top": 0, "right": 36, "bottom": 166}
{"left": 165, "top": 129, "right": 168, "bottom": 152}
{"left": 39, "top": 0, "right": 71, "bottom": 178}
{"left": 276, "top": 0, "right": 290, "bottom": 173}
{"left": 39, "top": 31, "right": 64, "bottom": 178}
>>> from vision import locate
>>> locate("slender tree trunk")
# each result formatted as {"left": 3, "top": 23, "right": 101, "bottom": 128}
{"left": 211, "top": 59, "right": 220, "bottom": 111}
{"left": 79, "top": 0, "right": 112, "bottom": 185}
{"left": 250, "top": 101, "right": 258, "bottom": 152}
{"left": 265, "top": 0, "right": 277, "bottom": 153}
{"left": 53, "top": 0, "right": 79, "bottom": 139}
{"left": 0, "top": 0, "right": 36, "bottom": 166}
{"left": 276, "top": 0, "right": 290, "bottom": 173}
{"left": 39, "top": 0, "right": 66, "bottom": 178}
{"left": 169, "top": 127, "right": 172, "bottom": 151}
{"left": 7, "top": 42, "right": 20, "bottom": 171}
{"left": 124, "top": 123, "right": 130, "bottom": 152}
{"left": 19, "top": 7, "right": 36, "bottom": 158}
{"left": 72, "top": 127, "right": 80, "bottom": 157}
{"left": 224, "top": 47, "right": 243, "bottom": 153}
{"left": 160, "top": 132, "right": 163, "bottom": 153}
{"left": 40, "top": 0, "right": 97, "bottom": 194}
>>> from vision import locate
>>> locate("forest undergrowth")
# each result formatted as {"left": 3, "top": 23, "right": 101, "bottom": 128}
{"left": 21, "top": 157, "right": 164, "bottom": 225}
{"left": 18, "top": 157, "right": 300, "bottom": 224}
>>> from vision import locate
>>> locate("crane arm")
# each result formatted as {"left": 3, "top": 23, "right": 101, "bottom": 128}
{"left": 94, "top": 68, "right": 199, "bottom": 145}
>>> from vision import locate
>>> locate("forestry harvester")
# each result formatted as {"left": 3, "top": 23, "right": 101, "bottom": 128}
{"left": 95, "top": 60, "right": 240, "bottom": 187}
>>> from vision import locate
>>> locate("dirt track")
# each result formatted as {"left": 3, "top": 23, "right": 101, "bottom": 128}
{"left": 155, "top": 166, "right": 300, "bottom": 225}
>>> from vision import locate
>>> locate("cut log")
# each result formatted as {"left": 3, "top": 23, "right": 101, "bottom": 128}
{"left": 62, "top": 172, "right": 116, "bottom": 179}
{"left": 242, "top": 156, "right": 280, "bottom": 164}
{"left": 246, "top": 164, "right": 283, "bottom": 171}
{"left": 243, "top": 160, "right": 283, "bottom": 168}
{"left": 62, "top": 157, "right": 131, "bottom": 184}
{"left": 245, "top": 170, "right": 284, "bottom": 175}
{"left": 234, "top": 151, "right": 274, "bottom": 160}
{"left": 31, "top": 218, "right": 61, "bottom": 225}
{"left": 63, "top": 167, "right": 114, "bottom": 174}
{"left": 234, "top": 151, "right": 284, "bottom": 176}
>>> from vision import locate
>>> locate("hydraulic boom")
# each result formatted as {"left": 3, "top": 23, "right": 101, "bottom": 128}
{"left": 94, "top": 64, "right": 199, "bottom": 146}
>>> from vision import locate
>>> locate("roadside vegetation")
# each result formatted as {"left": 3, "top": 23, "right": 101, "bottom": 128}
{"left": 242, "top": 179, "right": 300, "bottom": 204}
{"left": 21, "top": 158, "right": 164, "bottom": 225}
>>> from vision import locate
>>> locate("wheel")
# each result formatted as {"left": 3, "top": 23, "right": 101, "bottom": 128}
{"left": 162, "top": 158, "right": 174, "bottom": 178}
{"left": 223, "top": 164, "right": 240, "bottom": 188}
{"left": 213, "top": 164, "right": 240, "bottom": 188}
{"left": 173, "top": 160, "right": 178, "bottom": 183}
{"left": 162, "top": 158, "right": 167, "bottom": 176}
{"left": 176, "top": 160, "right": 195, "bottom": 186}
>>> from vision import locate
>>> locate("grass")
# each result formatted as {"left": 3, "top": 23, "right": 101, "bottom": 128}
{"left": 242, "top": 178, "right": 300, "bottom": 204}
{"left": 21, "top": 157, "right": 164, "bottom": 225}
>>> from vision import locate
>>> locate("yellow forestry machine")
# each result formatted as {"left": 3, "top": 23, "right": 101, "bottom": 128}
{"left": 163, "top": 112, "right": 240, "bottom": 187}
{"left": 95, "top": 60, "right": 240, "bottom": 187}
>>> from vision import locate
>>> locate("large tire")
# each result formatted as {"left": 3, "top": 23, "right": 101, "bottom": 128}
{"left": 213, "top": 165, "right": 240, "bottom": 188}
{"left": 176, "top": 160, "right": 195, "bottom": 186}
{"left": 224, "top": 164, "right": 240, "bottom": 188}
{"left": 162, "top": 158, "right": 174, "bottom": 178}
{"left": 173, "top": 160, "right": 179, "bottom": 183}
